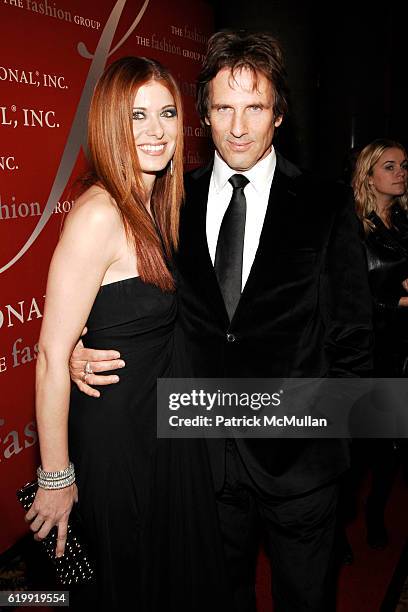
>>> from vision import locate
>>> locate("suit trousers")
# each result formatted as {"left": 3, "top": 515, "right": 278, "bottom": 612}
{"left": 216, "top": 440, "right": 339, "bottom": 612}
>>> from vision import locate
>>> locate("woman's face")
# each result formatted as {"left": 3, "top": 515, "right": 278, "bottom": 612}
{"left": 132, "top": 80, "right": 178, "bottom": 187}
{"left": 370, "top": 147, "right": 408, "bottom": 200}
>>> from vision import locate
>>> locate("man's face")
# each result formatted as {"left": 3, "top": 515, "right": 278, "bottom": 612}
{"left": 205, "top": 67, "right": 282, "bottom": 171}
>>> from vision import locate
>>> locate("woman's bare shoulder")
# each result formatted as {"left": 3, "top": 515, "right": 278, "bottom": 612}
{"left": 64, "top": 185, "right": 122, "bottom": 236}
{"left": 72, "top": 185, "right": 119, "bottom": 219}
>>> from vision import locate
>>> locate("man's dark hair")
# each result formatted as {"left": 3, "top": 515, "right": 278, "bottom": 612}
{"left": 196, "top": 29, "right": 289, "bottom": 122}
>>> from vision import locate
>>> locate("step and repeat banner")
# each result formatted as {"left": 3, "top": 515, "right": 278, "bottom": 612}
{"left": 0, "top": 0, "right": 213, "bottom": 554}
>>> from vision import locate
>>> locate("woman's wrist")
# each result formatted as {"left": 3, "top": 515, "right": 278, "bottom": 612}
{"left": 37, "top": 461, "right": 75, "bottom": 490}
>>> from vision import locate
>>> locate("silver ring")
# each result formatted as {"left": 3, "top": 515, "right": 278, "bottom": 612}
{"left": 84, "top": 361, "right": 93, "bottom": 375}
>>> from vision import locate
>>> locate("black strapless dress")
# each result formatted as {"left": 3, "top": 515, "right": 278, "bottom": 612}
{"left": 68, "top": 277, "right": 229, "bottom": 611}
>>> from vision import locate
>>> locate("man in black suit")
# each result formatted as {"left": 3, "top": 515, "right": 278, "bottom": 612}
{"left": 71, "top": 30, "right": 372, "bottom": 612}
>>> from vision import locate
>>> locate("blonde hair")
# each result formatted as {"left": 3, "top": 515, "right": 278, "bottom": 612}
{"left": 87, "top": 56, "right": 184, "bottom": 291}
{"left": 352, "top": 138, "right": 408, "bottom": 233}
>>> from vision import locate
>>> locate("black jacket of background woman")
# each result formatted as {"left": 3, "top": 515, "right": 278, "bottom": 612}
{"left": 364, "top": 204, "right": 408, "bottom": 375}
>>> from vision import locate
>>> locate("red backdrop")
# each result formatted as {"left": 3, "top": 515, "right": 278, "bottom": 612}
{"left": 0, "top": 0, "right": 213, "bottom": 554}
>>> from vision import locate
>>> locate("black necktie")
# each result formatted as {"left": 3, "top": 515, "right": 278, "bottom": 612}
{"left": 215, "top": 174, "right": 249, "bottom": 320}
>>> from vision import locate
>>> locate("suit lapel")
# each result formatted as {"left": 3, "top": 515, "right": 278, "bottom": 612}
{"left": 181, "top": 163, "right": 230, "bottom": 323}
{"left": 235, "top": 154, "right": 300, "bottom": 315}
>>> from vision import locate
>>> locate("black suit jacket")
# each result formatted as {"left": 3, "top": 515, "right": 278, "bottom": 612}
{"left": 176, "top": 153, "right": 373, "bottom": 495}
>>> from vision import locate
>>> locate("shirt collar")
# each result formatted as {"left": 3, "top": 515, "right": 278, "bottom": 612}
{"left": 212, "top": 147, "right": 277, "bottom": 194}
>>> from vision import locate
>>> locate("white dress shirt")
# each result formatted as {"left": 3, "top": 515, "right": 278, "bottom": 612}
{"left": 206, "top": 147, "right": 277, "bottom": 289}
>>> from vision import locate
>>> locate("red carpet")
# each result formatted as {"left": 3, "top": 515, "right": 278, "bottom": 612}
{"left": 255, "top": 469, "right": 408, "bottom": 611}
{"left": 9, "top": 471, "right": 407, "bottom": 611}
{"left": 337, "top": 469, "right": 407, "bottom": 612}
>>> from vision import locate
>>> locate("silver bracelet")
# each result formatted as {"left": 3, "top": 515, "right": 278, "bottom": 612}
{"left": 37, "top": 461, "right": 74, "bottom": 481}
{"left": 37, "top": 461, "right": 75, "bottom": 489}
{"left": 38, "top": 472, "right": 75, "bottom": 490}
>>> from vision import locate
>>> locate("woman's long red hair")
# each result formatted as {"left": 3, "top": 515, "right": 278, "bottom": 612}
{"left": 87, "top": 56, "right": 184, "bottom": 291}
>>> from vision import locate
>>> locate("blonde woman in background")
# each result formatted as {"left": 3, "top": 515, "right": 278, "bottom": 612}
{"left": 353, "top": 138, "right": 408, "bottom": 549}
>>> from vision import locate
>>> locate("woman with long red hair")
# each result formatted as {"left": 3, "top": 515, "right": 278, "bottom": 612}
{"left": 24, "top": 57, "right": 227, "bottom": 611}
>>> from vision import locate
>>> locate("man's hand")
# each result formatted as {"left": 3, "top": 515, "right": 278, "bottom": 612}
{"left": 69, "top": 329, "right": 125, "bottom": 398}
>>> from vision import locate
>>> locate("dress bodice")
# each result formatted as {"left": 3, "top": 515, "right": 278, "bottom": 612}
{"left": 84, "top": 276, "right": 176, "bottom": 355}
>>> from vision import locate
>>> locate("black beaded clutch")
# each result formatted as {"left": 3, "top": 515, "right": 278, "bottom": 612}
{"left": 16, "top": 480, "right": 96, "bottom": 585}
